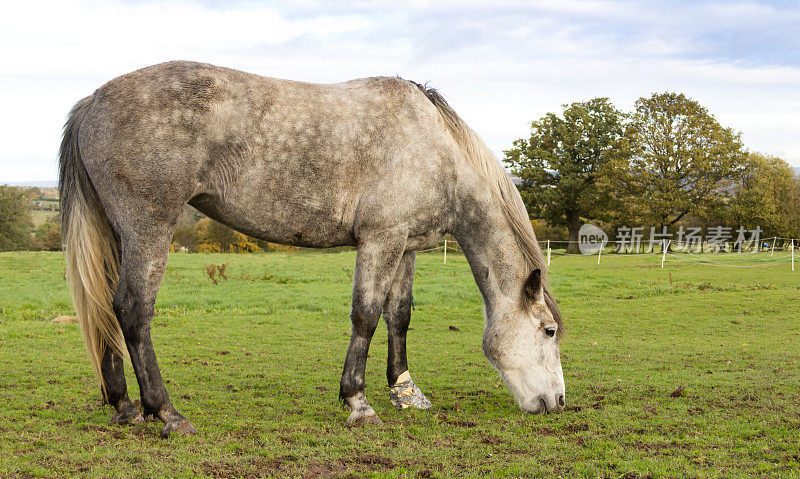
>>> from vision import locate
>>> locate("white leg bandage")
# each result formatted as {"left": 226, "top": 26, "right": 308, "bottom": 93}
{"left": 388, "top": 371, "right": 432, "bottom": 410}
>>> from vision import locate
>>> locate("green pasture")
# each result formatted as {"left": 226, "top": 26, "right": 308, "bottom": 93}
{"left": 29, "top": 210, "right": 57, "bottom": 228}
{"left": 0, "top": 250, "right": 798, "bottom": 478}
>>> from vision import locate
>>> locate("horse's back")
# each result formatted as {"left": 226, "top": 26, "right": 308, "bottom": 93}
{"left": 77, "top": 61, "right": 459, "bottom": 248}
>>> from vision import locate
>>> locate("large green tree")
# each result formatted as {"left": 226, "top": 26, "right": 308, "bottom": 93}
{"left": 725, "top": 153, "right": 800, "bottom": 238}
{"left": 603, "top": 92, "right": 747, "bottom": 228}
{"left": 504, "top": 98, "right": 628, "bottom": 252}
{"left": 0, "top": 186, "right": 33, "bottom": 251}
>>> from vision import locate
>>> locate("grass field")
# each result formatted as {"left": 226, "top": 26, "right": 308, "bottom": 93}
{"left": 0, "top": 250, "right": 798, "bottom": 478}
{"left": 29, "top": 210, "right": 57, "bottom": 228}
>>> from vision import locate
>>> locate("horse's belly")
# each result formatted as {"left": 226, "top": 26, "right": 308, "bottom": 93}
{"left": 189, "top": 190, "right": 357, "bottom": 248}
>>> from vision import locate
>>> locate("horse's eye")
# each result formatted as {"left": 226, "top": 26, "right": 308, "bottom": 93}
{"left": 544, "top": 327, "right": 556, "bottom": 338}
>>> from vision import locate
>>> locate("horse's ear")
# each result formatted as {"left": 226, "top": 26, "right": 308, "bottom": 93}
{"left": 523, "top": 269, "right": 543, "bottom": 303}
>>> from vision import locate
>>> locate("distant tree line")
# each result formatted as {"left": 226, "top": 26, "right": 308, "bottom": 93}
{"left": 0, "top": 188, "right": 295, "bottom": 253}
{"left": 170, "top": 208, "right": 298, "bottom": 253}
{"left": 505, "top": 92, "right": 800, "bottom": 253}
{"left": 2, "top": 92, "right": 798, "bottom": 254}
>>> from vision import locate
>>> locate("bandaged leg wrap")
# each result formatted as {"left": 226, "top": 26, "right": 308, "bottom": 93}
{"left": 388, "top": 371, "right": 432, "bottom": 410}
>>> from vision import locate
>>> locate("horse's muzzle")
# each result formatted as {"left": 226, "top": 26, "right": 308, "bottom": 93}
{"left": 521, "top": 394, "right": 566, "bottom": 414}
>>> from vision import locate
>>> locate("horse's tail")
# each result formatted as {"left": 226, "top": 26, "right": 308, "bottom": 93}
{"left": 59, "top": 95, "right": 126, "bottom": 394}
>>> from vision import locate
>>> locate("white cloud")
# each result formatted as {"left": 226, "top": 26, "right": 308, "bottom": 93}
{"left": 1, "top": 0, "right": 799, "bottom": 182}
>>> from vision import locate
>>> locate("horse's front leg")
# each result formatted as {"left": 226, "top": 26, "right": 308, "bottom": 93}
{"left": 383, "top": 251, "right": 431, "bottom": 411}
{"left": 339, "top": 233, "right": 406, "bottom": 427}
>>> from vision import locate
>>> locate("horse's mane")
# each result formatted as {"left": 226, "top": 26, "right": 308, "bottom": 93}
{"left": 409, "top": 82, "right": 547, "bottom": 278}
{"left": 409, "top": 81, "right": 563, "bottom": 332}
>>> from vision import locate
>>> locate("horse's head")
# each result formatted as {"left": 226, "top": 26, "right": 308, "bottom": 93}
{"left": 482, "top": 268, "right": 565, "bottom": 414}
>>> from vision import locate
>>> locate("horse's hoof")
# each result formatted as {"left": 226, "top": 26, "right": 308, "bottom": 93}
{"left": 346, "top": 412, "right": 383, "bottom": 428}
{"left": 111, "top": 411, "right": 145, "bottom": 426}
{"left": 111, "top": 405, "right": 145, "bottom": 426}
{"left": 389, "top": 377, "right": 432, "bottom": 410}
{"left": 160, "top": 418, "right": 197, "bottom": 438}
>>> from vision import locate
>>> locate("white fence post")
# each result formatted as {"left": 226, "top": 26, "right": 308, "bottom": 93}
{"left": 443, "top": 238, "right": 447, "bottom": 264}
{"left": 792, "top": 239, "right": 795, "bottom": 272}
{"left": 771, "top": 237, "right": 776, "bottom": 257}
{"left": 661, "top": 239, "right": 670, "bottom": 268}
{"left": 547, "top": 239, "right": 551, "bottom": 266}
{"left": 597, "top": 241, "right": 603, "bottom": 265}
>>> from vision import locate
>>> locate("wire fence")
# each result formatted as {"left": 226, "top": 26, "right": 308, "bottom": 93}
{"left": 419, "top": 236, "right": 798, "bottom": 270}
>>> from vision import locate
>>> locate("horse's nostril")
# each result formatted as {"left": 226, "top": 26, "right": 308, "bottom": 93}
{"left": 539, "top": 397, "right": 548, "bottom": 414}
{"left": 558, "top": 395, "right": 565, "bottom": 407}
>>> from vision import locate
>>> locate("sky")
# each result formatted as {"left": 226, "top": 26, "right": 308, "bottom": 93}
{"left": 1, "top": 0, "right": 799, "bottom": 183}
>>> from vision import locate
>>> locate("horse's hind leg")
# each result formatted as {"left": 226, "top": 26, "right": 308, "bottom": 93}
{"left": 101, "top": 348, "right": 144, "bottom": 425}
{"left": 383, "top": 252, "right": 431, "bottom": 410}
{"left": 113, "top": 232, "right": 195, "bottom": 437}
{"left": 339, "top": 232, "right": 407, "bottom": 427}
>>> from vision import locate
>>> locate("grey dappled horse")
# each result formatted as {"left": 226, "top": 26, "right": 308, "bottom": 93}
{"left": 59, "top": 61, "right": 565, "bottom": 437}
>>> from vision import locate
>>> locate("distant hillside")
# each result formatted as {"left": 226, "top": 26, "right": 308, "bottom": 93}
{"left": 2, "top": 181, "right": 57, "bottom": 187}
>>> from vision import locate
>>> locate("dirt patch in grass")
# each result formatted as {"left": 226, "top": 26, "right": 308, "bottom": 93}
{"left": 346, "top": 454, "right": 394, "bottom": 468}
{"left": 620, "top": 473, "right": 654, "bottom": 479}
{"left": 297, "top": 453, "right": 396, "bottom": 478}
{"left": 80, "top": 424, "right": 124, "bottom": 439}
{"left": 301, "top": 461, "right": 349, "bottom": 479}
{"left": 437, "top": 412, "right": 476, "bottom": 427}
{"left": 201, "top": 455, "right": 295, "bottom": 478}
{"left": 669, "top": 385, "right": 687, "bottom": 398}
{"left": 203, "top": 452, "right": 399, "bottom": 479}
{"left": 563, "top": 423, "right": 590, "bottom": 433}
